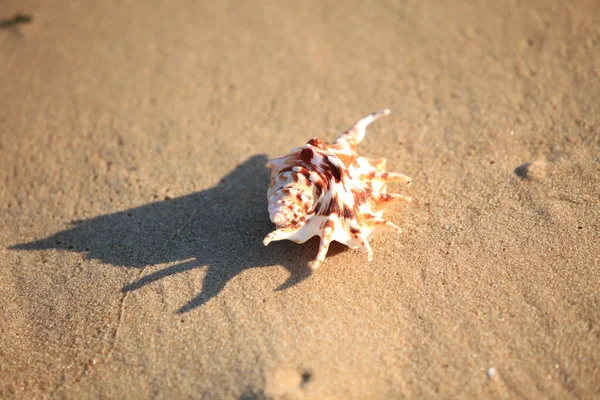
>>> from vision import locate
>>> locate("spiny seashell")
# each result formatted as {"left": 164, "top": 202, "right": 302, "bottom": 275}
{"left": 264, "top": 109, "right": 412, "bottom": 270}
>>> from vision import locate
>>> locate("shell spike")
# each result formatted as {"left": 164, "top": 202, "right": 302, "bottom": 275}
{"left": 334, "top": 109, "right": 391, "bottom": 148}
{"left": 310, "top": 222, "right": 334, "bottom": 270}
{"left": 375, "top": 193, "right": 412, "bottom": 209}
{"left": 373, "top": 219, "right": 402, "bottom": 233}
{"left": 370, "top": 171, "right": 412, "bottom": 186}
{"left": 378, "top": 193, "right": 412, "bottom": 206}
{"left": 355, "top": 232, "right": 374, "bottom": 261}
{"left": 263, "top": 227, "right": 297, "bottom": 246}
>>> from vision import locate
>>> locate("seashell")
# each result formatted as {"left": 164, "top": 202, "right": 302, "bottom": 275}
{"left": 264, "top": 109, "right": 412, "bottom": 270}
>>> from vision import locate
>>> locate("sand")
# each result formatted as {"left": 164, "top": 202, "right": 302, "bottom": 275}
{"left": 1, "top": 0, "right": 599, "bottom": 398}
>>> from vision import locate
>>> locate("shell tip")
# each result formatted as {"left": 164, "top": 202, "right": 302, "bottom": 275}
{"left": 309, "top": 260, "right": 322, "bottom": 270}
{"left": 263, "top": 235, "right": 272, "bottom": 246}
{"left": 272, "top": 212, "right": 285, "bottom": 226}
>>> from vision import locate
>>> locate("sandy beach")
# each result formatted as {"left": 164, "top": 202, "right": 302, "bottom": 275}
{"left": 1, "top": 0, "right": 599, "bottom": 398}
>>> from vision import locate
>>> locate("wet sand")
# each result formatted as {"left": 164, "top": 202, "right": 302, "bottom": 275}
{"left": 1, "top": 0, "right": 599, "bottom": 398}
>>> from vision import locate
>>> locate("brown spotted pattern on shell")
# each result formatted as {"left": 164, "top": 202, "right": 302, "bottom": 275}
{"left": 264, "top": 109, "right": 412, "bottom": 269}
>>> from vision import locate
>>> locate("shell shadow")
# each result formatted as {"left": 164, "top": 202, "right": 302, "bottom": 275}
{"left": 9, "top": 155, "right": 327, "bottom": 313}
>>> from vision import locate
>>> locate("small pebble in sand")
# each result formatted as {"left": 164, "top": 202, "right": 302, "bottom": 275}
{"left": 514, "top": 159, "right": 546, "bottom": 181}
{"left": 486, "top": 367, "right": 497, "bottom": 379}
